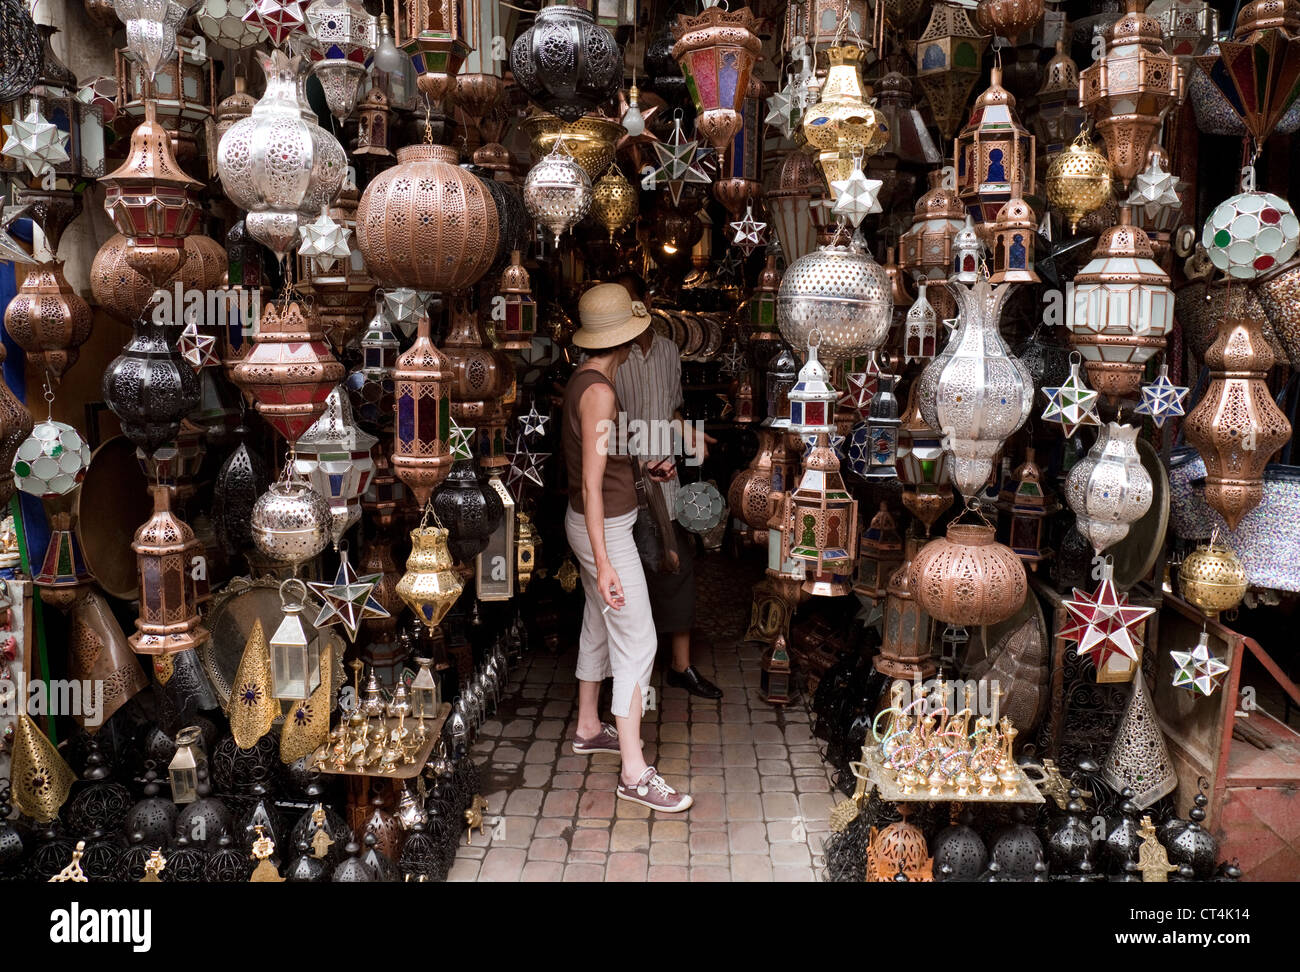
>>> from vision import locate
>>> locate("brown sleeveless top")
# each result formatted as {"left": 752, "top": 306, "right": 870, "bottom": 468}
{"left": 563, "top": 368, "right": 637, "bottom": 517}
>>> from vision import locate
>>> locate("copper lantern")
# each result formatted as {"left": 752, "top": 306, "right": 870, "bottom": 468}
{"left": 671, "top": 4, "right": 763, "bottom": 155}
{"left": 3, "top": 261, "right": 92, "bottom": 383}
{"left": 955, "top": 66, "right": 1036, "bottom": 234}
{"left": 356, "top": 143, "right": 499, "bottom": 294}
{"left": 129, "top": 485, "right": 209, "bottom": 656}
{"left": 494, "top": 251, "right": 537, "bottom": 351}
{"left": 789, "top": 432, "right": 860, "bottom": 596}
{"left": 442, "top": 298, "right": 508, "bottom": 469}
{"left": 1183, "top": 315, "right": 1292, "bottom": 529}
{"left": 913, "top": 2, "right": 989, "bottom": 141}
{"left": 854, "top": 502, "right": 904, "bottom": 599}
{"left": 1079, "top": 0, "right": 1184, "bottom": 188}
{"left": 909, "top": 520, "right": 1027, "bottom": 628}
{"left": 231, "top": 300, "right": 346, "bottom": 444}
{"left": 393, "top": 313, "right": 454, "bottom": 509}
{"left": 395, "top": 0, "right": 469, "bottom": 104}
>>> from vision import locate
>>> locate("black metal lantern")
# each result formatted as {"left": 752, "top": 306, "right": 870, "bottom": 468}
{"left": 332, "top": 840, "right": 377, "bottom": 881}
{"left": 124, "top": 771, "right": 177, "bottom": 847}
{"left": 204, "top": 833, "right": 253, "bottom": 882}
{"left": 172, "top": 773, "right": 232, "bottom": 849}
{"left": 1167, "top": 789, "right": 1219, "bottom": 880}
{"left": 509, "top": 4, "right": 621, "bottom": 122}
{"left": 0, "top": 0, "right": 41, "bottom": 103}
{"left": 102, "top": 317, "right": 202, "bottom": 455}
{"left": 162, "top": 835, "right": 208, "bottom": 882}
{"left": 933, "top": 811, "right": 988, "bottom": 881}
{"left": 988, "top": 812, "right": 1046, "bottom": 879}
{"left": 211, "top": 425, "right": 270, "bottom": 558}
{"left": 432, "top": 457, "right": 505, "bottom": 564}
{"left": 63, "top": 740, "right": 133, "bottom": 835}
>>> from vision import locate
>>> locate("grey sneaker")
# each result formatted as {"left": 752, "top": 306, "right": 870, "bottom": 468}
{"left": 572, "top": 723, "right": 621, "bottom": 755}
{"left": 617, "top": 767, "right": 693, "bottom": 813}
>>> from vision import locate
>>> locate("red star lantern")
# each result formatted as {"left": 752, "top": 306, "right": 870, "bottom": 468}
{"left": 243, "top": 0, "right": 308, "bottom": 46}
{"left": 1060, "top": 561, "right": 1155, "bottom": 670}
{"left": 841, "top": 353, "right": 888, "bottom": 419}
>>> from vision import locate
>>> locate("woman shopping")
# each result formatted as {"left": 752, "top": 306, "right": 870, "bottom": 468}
{"left": 562, "top": 282, "right": 693, "bottom": 813}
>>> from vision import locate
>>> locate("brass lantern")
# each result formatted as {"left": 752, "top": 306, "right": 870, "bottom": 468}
{"left": 128, "top": 485, "right": 209, "bottom": 656}
{"left": 913, "top": 2, "right": 990, "bottom": 141}
{"left": 955, "top": 66, "right": 1036, "bottom": 234}
{"left": 591, "top": 164, "right": 639, "bottom": 241}
{"left": 396, "top": 524, "right": 465, "bottom": 630}
{"left": 395, "top": 0, "right": 469, "bottom": 105}
{"left": 1065, "top": 207, "right": 1173, "bottom": 400}
{"left": 99, "top": 99, "right": 204, "bottom": 286}
{"left": 1030, "top": 40, "right": 1087, "bottom": 158}
{"left": 393, "top": 313, "right": 454, "bottom": 509}
{"left": 671, "top": 4, "right": 763, "bottom": 155}
{"left": 1044, "top": 129, "right": 1114, "bottom": 233}
{"left": 876, "top": 534, "right": 937, "bottom": 679}
{"left": 494, "top": 251, "right": 537, "bottom": 351}
{"left": 167, "top": 726, "right": 204, "bottom": 805}
{"left": 1183, "top": 315, "right": 1292, "bottom": 529}
{"left": 801, "top": 45, "right": 889, "bottom": 194}
{"left": 789, "top": 432, "right": 860, "bottom": 596}
{"left": 854, "top": 502, "right": 904, "bottom": 599}
{"left": 1079, "top": 0, "right": 1184, "bottom": 188}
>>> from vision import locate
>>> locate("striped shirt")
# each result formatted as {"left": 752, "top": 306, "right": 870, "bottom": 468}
{"left": 614, "top": 331, "right": 684, "bottom": 511}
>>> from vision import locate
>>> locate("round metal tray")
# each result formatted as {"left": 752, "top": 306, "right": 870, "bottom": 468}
{"left": 75, "top": 435, "right": 151, "bottom": 601}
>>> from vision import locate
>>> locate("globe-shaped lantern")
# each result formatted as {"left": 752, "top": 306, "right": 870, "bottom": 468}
{"left": 432, "top": 458, "right": 505, "bottom": 564}
{"left": 777, "top": 236, "right": 892, "bottom": 365}
{"left": 509, "top": 4, "right": 621, "bottom": 123}
{"left": 524, "top": 146, "right": 593, "bottom": 246}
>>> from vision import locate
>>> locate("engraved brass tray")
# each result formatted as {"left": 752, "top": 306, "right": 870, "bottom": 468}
{"left": 853, "top": 747, "right": 1045, "bottom": 805}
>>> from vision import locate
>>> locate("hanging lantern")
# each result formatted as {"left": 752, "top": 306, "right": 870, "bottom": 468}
{"left": 909, "top": 519, "right": 1027, "bottom": 628}
{"left": 789, "top": 433, "right": 859, "bottom": 596}
{"left": 476, "top": 470, "right": 516, "bottom": 601}
{"left": 1183, "top": 315, "right": 1292, "bottom": 529}
{"left": 0, "top": 0, "right": 41, "bottom": 104}
{"left": 197, "top": 0, "right": 268, "bottom": 49}
{"left": 784, "top": 0, "right": 873, "bottom": 60}
{"left": 916, "top": 275, "right": 1033, "bottom": 501}
{"left": 114, "top": 28, "right": 211, "bottom": 167}
{"left": 1004, "top": 448, "right": 1053, "bottom": 566}
{"left": 1045, "top": 129, "right": 1114, "bottom": 234}
{"left": 904, "top": 282, "right": 938, "bottom": 362}
{"left": 250, "top": 475, "right": 332, "bottom": 566}
{"left": 801, "top": 45, "right": 889, "bottom": 193}
{"left": 494, "top": 251, "right": 537, "bottom": 351}
{"left": 854, "top": 502, "right": 904, "bottom": 599}
{"left": 304, "top": 0, "right": 376, "bottom": 123}
{"left": 591, "top": 164, "right": 639, "bottom": 242}
{"left": 348, "top": 303, "right": 400, "bottom": 430}
{"left": 112, "top": 0, "right": 195, "bottom": 80}
{"left": 896, "top": 380, "right": 952, "bottom": 536}
{"left": 442, "top": 299, "right": 508, "bottom": 468}
{"left": 1193, "top": 24, "right": 1300, "bottom": 149}
{"left": 1080, "top": 0, "right": 1184, "bottom": 188}
{"left": 913, "top": 2, "right": 990, "bottom": 141}
{"left": 393, "top": 0, "right": 469, "bottom": 105}
{"left": 764, "top": 345, "right": 799, "bottom": 429}
{"left": 167, "top": 726, "right": 205, "bottom": 804}
{"left": 293, "top": 386, "right": 377, "bottom": 547}
{"left": 0, "top": 342, "right": 32, "bottom": 507}
{"left": 33, "top": 511, "right": 91, "bottom": 607}
{"left": 876, "top": 534, "right": 937, "bottom": 679}
{"left": 875, "top": 71, "right": 942, "bottom": 167}
{"left": 989, "top": 195, "right": 1039, "bottom": 284}
{"left": 863, "top": 373, "right": 901, "bottom": 480}
{"left": 352, "top": 88, "right": 393, "bottom": 160}
{"left": 217, "top": 49, "right": 347, "bottom": 258}
{"left": 976, "top": 0, "right": 1045, "bottom": 42}
{"left": 1125, "top": 146, "right": 1186, "bottom": 260}
{"left": 1170, "top": 631, "right": 1230, "bottom": 696}
{"left": 1030, "top": 40, "right": 1087, "bottom": 157}
{"left": 523, "top": 143, "right": 593, "bottom": 246}
{"left": 268, "top": 578, "right": 323, "bottom": 700}
{"left": 393, "top": 313, "right": 454, "bottom": 508}
{"left": 745, "top": 252, "right": 782, "bottom": 345}
{"left": 1178, "top": 537, "right": 1248, "bottom": 618}
{"left": 12, "top": 420, "right": 89, "bottom": 499}
{"left": 3, "top": 261, "right": 92, "bottom": 383}
{"left": 90, "top": 232, "right": 225, "bottom": 325}
{"left": 231, "top": 300, "right": 345, "bottom": 444}
{"left": 128, "top": 485, "right": 209, "bottom": 656}
{"left": 787, "top": 337, "right": 839, "bottom": 436}
{"left": 410, "top": 656, "right": 441, "bottom": 719}
{"left": 955, "top": 66, "right": 1036, "bottom": 235}
{"left": 1066, "top": 208, "right": 1173, "bottom": 401}
{"left": 521, "top": 110, "right": 626, "bottom": 180}
{"left": 898, "top": 171, "right": 965, "bottom": 322}
{"left": 296, "top": 172, "right": 374, "bottom": 353}
{"left": 356, "top": 142, "right": 499, "bottom": 290}
{"left": 433, "top": 458, "right": 505, "bottom": 563}
{"left": 766, "top": 151, "right": 822, "bottom": 269}
{"left": 1147, "top": 0, "right": 1217, "bottom": 65}
{"left": 950, "top": 216, "right": 982, "bottom": 283}
{"left": 509, "top": 4, "right": 620, "bottom": 123}
{"left": 1064, "top": 422, "right": 1153, "bottom": 554}
{"left": 777, "top": 237, "right": 893, "bottom": 365}
{"left": 397, "top": 525, "right": 465, "bottom": 629}
{"left": 1202, "top": 190, "right": 1300, "bottom": 280}
{"left": 101, "top": 316, "right": 202, "bottom": 455}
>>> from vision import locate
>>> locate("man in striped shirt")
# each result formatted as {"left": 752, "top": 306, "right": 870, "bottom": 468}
{"left": 614, "top": 272, "right": 722, "bottom": 700}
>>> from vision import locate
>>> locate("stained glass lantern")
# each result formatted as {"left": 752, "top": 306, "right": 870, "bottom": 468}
{"left": 293, "top": 386, "right": 378, "bottom": 547}
{"left": 787, "top": 337, "right": 839, "bottom": 436}
{"left": 304, "top": 0, "right": 377, "bottom": 122}
{"left": 913, "top": 2, "right": 990, "bottom": 141}
{"left": 760, "top": 636, "right": 791, "bottom": 705}
{"left": 905, "top": 282, "right": 938, "bottom": 362}
{"left": 671, "top": 4, "right": 763, "bottom": 155}
{"left": 197, "top": 0, "right": 267, "bottom": 49}
{"left": 990, "top": 195, "right": 1039, "bottom": 284}
{"left": 1065, "top": 208, "right": 1174, "bottom": 400}
{"left": 1004, "top": 448, "right": 1053, "bottom": 566}
{"left": 269, "top": 578, "right": 323, "bottom": 700}
{"left": 99, "top": 100, "right": 204, "bottom": 287}
{"left": 168, "top": 726, "right": 204, "bottom": 804}
{"left": 129, "top": 485, "right": 209, "bottom": 656}
{"left": 955, "top": 67, "right": 1036, "bottom": 235}
{"left": 864, "top": 372, "right": 901, "bottom": 480}
{"left": 1202, "top": 191, "right": 1300, "bottom": 280}
{"left": 352, "top": 88, "right": 393, "bottom": 160}
{"left": 395, "top": 0, "right": 469, "bottom": 104}
{"left": 896, "top": 380, "right": 952, "bottom": 536}
{"left": 898, "top": 170, "right": 965, "bottom": 321}
{"left": 1030, "top": 40, "right": 1087, "bottom": 157}
{"left": 876, "top": 534, "right": 937, "bottom": 679}
{"left": 33, "top": 512, "right": 90, "bottom": 607}
{"left": 767, "top": 151, "right": 822, "bottom": 269}
{"left": 790, "top": 432, "right": 859, "bottom": 596}
{"left": 12, "top": 421, "right": 89, "bottom": 499}
{"left": 495, "top": 251, "right": 536, "bottom": 351}
{"left": 675, "top": 482, "right": 726, "bottom": 534}
{"left": 393, "top": 313, "right": 454, "bottom": 509}
{"left": 854, "top": 502, "right": 904, "bottom": 598}
{"left": 748, "top": 252, "right": 782, "bottom": 344}
{"left": 1079, "top": 0, "right": 1184, "bottom": 188}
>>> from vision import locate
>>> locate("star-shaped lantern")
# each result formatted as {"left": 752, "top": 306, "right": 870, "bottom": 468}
{"left": 1134, "top": 362, "right": 1188, "bottom": 429}
{"left": 0, "top": 204, "right": 36, "bottom": 266}
{"left": 1124, "top": 157, "right": 1184, "bottom": 225}
{"left": 2, "top": 106, "right": 70, "bottom": 178}
{"left": 1170, "top": 631, "right": 1230, "bottom": 697}
{"left": 729, "top": 204, "right": 767, "bottom": 255}
{"left": 842, "top": 353, "right": 888, "bottom": 419}
{"left": 714, "top": 249, "right": 744, "bottom": 285}
{"left": 855, "top": 593, "right": 884, "bottom": 631}
{"left": 765, "top": 76, "right": 800, "bottom": 138}
{"left": 830, "top": 166, "right": 884, "bottom": 228}
{"left": 651, "top": 116, "right": 711, "bottom": 207}
{"left": 518, "top": 402, "right": 550, "bottom": 439}
{"left": 507, "top": 441, "right": 550, "bottom": 496}
{"left": 447, "top": 416, "right": 473, "bottom": 460}
{"left": 1060, "top": 561, "right": 1155, "bottom": 670}
{"left": 178, "top": 320, "right": 219, "bottom": 370}
{"left": 298, "top": 208, "right": 352, "bottom": 274}
{"left": 1042, "top": 352, "right": 1101, "bottom": 436}
{"left": 801, "top": 432, "right": 846, "bottom": 462}
{"left": 243, "top": 0, "right": 308, "bottom": 45}
{"left": 307, "top": 549, "right": 389, "bottom": 643}
{"left": 718, "top": 340, "right": 746, "bottom": 378}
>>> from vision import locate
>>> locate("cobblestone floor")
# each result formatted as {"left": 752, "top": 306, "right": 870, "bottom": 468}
{"left": 449, "top": 554, "right": 837, "bottom": 882}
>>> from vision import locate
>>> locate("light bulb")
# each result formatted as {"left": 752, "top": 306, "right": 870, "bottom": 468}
{"left": 373, "top": 13, "right": 405, "bottom": 74}
{"left": 622, "top": 84, "right": 645, "bottom": 137}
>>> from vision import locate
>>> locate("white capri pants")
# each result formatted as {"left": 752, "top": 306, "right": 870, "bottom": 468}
{"left": 564, "top": 505, "right": 656, "bottom": 718}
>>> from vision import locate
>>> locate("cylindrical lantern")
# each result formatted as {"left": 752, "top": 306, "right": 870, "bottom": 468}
{"left": 393, "top": 313, "right": 454, "bottom": 508}
{"left": 128, "top": 485, "right": 209, "bottom": 656}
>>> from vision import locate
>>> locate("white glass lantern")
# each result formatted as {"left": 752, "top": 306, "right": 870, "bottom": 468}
{"left": 786, "top": 337, "right": 838, "bottom": 435}
{"left": 475, "top": 471, "right": 516, "bottom": 601}
{"left": 167, "top": 725, "right": 205, "bottom": 804}
{"left": 411, "top": 656, "right": 441, "bottom": 719}
{"left": 293, "top": 385, "right": 378, "bottom": 546}
{"left": 269, "top": 578, "right": 324, "bottom": 701}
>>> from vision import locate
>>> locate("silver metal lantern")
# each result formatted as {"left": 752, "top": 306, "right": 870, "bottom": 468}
{"left": 305, "top": 0, "right": 377, "bottom": 122}
{"left": 113, "top": 0, "right": 199, "bottom": 80}
{"left": 776, "top": 235, "right": 892, "bottom": 364}
{"left": 250, "top": 474, "right": 332, "bottom": 566}
{"left": 916, "top": 274, "right": 1033, "bottom": 500}
{"left": 1064, "top": 421, "right": 1153, "bottom": 554}
{"left": 523, "top": 145, "right": 593, "bottom": 245}
{"left": 293, "top": 385, "right": 378, "bottom": 546}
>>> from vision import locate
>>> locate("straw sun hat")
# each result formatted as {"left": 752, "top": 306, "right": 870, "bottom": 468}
{"left": 573, "top": 282, "right": 653, "bottom": 349}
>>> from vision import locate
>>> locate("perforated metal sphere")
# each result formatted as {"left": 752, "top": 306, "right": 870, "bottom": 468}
{"left": 776, "top": 242, "right": 893, "bottom": 364}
